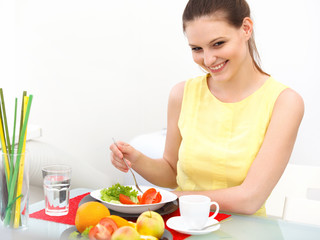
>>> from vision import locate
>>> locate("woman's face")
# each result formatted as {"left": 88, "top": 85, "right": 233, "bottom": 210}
{"left": 184, "top": 15, "right": 251, "bottom": 83}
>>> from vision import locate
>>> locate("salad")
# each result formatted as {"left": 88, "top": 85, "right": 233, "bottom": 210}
{"left": 100, "top": 183, "right": 162, "bottom": 205}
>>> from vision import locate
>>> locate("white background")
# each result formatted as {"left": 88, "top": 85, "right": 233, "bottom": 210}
{"left": 0, "top": 0, "right": 319, "bottom": 188}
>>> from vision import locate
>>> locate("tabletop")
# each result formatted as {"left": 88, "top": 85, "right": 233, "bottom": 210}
{"left": 1, "top": 188, "right": 320, "bottom": 240}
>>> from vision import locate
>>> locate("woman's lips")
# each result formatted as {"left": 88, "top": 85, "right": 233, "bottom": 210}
{"left": 208, "top": 60, "right": 228, "bottom": 73}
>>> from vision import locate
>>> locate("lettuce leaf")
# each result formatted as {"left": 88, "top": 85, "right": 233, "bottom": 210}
{"left": 100, "top": 183, "right": 138, "bottom": 203}
{"left": 68, "top": 231, "right": 80, "bottom": 239}
{"left": 68, "top": 226, "right": 92, "bottom": 239}
{"left": 81, "top": 226, "right": 92, "bottom": 238}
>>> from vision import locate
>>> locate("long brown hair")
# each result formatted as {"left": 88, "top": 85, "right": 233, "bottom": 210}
{"left": 182, "top": 0, "right": 268, "bottom": 75}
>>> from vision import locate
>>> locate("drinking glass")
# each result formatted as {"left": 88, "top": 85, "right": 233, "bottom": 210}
{"left": 42, "top": 165, "right": 72, "bottom": 216}
{"left": 1, "top": 150, "right": 29, "bottom": 229}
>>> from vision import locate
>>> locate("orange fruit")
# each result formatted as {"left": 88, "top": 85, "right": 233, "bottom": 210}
{"left": 106, "top": 215, "right": 130, "bottom": 228}
{"left": 75, "top": 201, "right": 110, "bottom": 233}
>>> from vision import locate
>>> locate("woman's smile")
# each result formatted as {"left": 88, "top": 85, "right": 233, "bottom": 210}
{"left": 208, "top": 60, "right": 228, "bottom": 73}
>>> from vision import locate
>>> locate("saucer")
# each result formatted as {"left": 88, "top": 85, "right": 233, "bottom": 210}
{"left": 166, "top": 216, "right": 220, "bottom": 235}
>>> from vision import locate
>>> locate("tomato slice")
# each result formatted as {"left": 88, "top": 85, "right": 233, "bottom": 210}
{"left": 140, "top": 188, "right": 157, "bottom": 204}
{"left": 137, "top": 195, "right": 142, "bottom": 203}
{"left": 99, "top": 217, "right": 118, "bottom": 234}
{"left": 88, "top": 224, "right": 111, "bottom": 240}
{"left": 152, "top": 191, "right": 162, "bottom": 203}
{"left": 119, "top": 194, "right": 137, "bottom": 204}
{"left": 88, "top": 225, "right": 99, "bottom": 240}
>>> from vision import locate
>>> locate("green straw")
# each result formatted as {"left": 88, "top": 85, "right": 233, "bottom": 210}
{"left": 18, "top": 91, "right": 26, "bottom": 148}
{"left": 0, "top": 89, "right": 11, "bottom": 155}
{"left": 4, "top": 95, "right": 33, "bottom": 225}
{"left": 0, "top": 103, "right": 10, "bottom": 191}
{"left": 0, "top": 103, "right": 6, "bottom": 150}
{"left": 0, "top": 104, "right": 7, "bottom": 151}
{"left": 9, "top": 98, "right": 18, "bottom": 177}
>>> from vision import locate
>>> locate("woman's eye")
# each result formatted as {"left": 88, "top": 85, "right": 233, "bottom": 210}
{"left": 191, "top": 47, "right": 202, "bottom": 52}
{"left": 214, "top": 41, "right": 225, "bottom": 47}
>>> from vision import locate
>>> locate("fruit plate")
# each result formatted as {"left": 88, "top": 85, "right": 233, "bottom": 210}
{"left": 90, "top": 186, "right": 177, "bottom": 214}
{"left": 60, "top": 226, "right": 173, "bottom": 240}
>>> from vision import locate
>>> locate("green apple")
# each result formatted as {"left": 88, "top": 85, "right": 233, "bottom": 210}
{"left": 136, "top": 211, "right": 165, "bottom": 239}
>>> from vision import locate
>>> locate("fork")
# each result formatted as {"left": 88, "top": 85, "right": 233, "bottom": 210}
{"left": 112, "top": 138, "right": 144, "bottom": 194}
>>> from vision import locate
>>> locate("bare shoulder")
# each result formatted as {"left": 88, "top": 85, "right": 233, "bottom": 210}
{"left": 276, "top": 88, "right": 304, "bottom": 119}
{"left": 168, "top": 81, "right": 186, "bottom": 106}
{"left": 169, "top": 81, "right": 185, "bottom": 98}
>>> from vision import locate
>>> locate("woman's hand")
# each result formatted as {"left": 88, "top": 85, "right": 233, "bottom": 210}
{"left": 109, "top": 141, "right": 141, "bottom": 172}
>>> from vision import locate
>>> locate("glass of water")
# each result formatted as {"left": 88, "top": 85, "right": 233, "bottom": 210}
{"left": 42, "top": 165, "right": 72, "bottom": 216}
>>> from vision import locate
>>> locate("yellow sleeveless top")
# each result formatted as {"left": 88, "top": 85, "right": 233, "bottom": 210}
{"left": 177, "top": 74, "right": 288, "bottom": 216}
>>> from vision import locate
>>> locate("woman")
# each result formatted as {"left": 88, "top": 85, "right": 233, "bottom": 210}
{"left": 109, "top": 0, "right": 304, "bottom": 216}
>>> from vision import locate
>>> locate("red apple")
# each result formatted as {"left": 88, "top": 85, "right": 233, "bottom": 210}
{"left": 136, "top": 211, "right": 165, "bottom": 239}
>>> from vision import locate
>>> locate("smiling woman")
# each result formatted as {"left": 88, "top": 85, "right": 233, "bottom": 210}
{"left": 109, "top": 0, "right": 304, "bottom": 217}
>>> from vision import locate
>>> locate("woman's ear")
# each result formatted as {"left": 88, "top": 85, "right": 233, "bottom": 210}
{"left": 242, "top": 17, "right": 253, "bottom": 40}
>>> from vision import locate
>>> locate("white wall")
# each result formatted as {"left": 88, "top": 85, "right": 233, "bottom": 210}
{"left": 0, "top": 0, "right": 319, "bottom": 188}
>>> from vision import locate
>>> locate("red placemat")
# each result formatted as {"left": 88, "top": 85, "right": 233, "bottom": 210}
{"left": 29, "top": 192, "right": 90, "bottom": 225}
{"left": 29, "top": 192, "right": 231, "bottom": 240}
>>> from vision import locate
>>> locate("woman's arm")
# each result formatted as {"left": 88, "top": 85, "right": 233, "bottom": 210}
{"left": 173, "top": 88, "right": 304, "bottom": 215}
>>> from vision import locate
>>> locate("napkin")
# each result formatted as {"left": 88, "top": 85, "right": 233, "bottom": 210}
{"left": 29, "top": 192, "right": 231, "bottom": 240}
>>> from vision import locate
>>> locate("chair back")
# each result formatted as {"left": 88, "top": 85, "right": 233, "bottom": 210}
{"left": 266, "top": 164, "right": 320, "bottom": 218}
{"left": 282, "top": 196, "right": 320, "bottom": 226}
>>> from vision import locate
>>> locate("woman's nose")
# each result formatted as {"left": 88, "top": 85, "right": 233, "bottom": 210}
{"left": 203, "top": 50, "right": 216, "bottom": 67}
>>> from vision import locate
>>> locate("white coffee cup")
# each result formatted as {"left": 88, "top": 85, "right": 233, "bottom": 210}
{"left": 179, "top": 195, "right": 219, "bottom": 230}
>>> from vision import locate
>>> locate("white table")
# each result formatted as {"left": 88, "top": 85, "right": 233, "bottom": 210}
{"left": 1, "top": 188, "right": 320, "bottom": 240}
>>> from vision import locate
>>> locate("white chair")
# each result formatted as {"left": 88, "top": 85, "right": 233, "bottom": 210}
{"left": 266, "top": 164, "right": 320, "bottom": 218}
{"left": 282, "top": 196, "right": 320, "bottom": 226}
{"left": 124, "top": 129, "right": 170, "bottom": 190}
{"left": 307, "top": 188, "right": 320, "bottom": 201}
